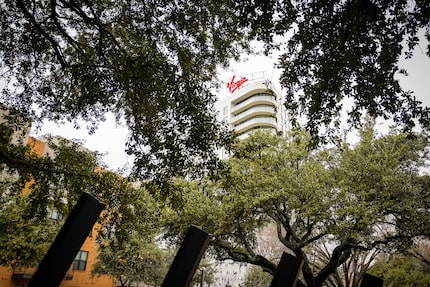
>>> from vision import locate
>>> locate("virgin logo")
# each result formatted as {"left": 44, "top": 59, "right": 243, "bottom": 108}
{"left": 227, "top": 75, "right": 248, "bottom": 93}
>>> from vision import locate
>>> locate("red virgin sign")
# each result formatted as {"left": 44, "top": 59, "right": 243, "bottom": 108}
{"left": 227, "top": 75, "right": 248, "bottom": 93}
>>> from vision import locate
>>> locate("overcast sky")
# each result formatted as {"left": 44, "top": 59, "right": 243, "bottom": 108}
{"left": 34, "top": 42, "right": 430, "bottom": 171}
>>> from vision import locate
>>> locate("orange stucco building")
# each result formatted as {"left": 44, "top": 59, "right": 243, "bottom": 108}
{"left": 0, "top": 136, "right": 116, "bottom": 287}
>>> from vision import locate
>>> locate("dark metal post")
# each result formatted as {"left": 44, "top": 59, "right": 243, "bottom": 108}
{"left": 28, "top": 192, "right": 105, "bottom": 287}
{"left": 200, "top": 267, "right": 205, "bottom": 287}
{"left": 270, "top": 252, "right": 304, "bottom": 287}
{"left": 161, "top": 225, "right": 211, "bottom": 287}
{"left": 360, "top": 273, "right": 384, "bottom": 287}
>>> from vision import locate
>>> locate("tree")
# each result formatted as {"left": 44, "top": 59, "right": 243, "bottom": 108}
{"left": 274, "top": 0, "right": 430, "bottom": 143}
{"left": 243, "top": 265, "right": 272, "bottom": 287}
{"left": 0, "top": 0, "right": 265, "bottom": 181}
{"left": 0, "top": 194, "right": 59, "bottom": 268}
{"left": 162, "top": 128, "right": 430, "bottom": 287}
{"left": 0, "top": 0, "right": 262, "bottom": 267}
{"left": 0, "top": 123, "right": 109, "bottom": 267}
{"left": 368, "top": 252, "right": 430, "bottom": 287}
{"left": 92, "top": 184, "right": 168, "bottom": 287}
{"left": 0, "top": 117, "right": 163, "bottom": 270}
{"left": 2, "top": 1, "right": 430, "bottom": 179}
{"left": 312, "top": 244, "right": 379, "bottom": 287}
{"left": 93, "top": 236, "right": 167, "bottom": 287}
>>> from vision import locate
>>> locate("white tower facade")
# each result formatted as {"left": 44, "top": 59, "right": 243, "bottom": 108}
{"left": 215, "top": 71, "right": 286, "bottom": 140}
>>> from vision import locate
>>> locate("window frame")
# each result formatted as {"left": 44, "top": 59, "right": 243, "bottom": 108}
{"left": 73, "top": 250, "right": 88, "bottom": 271}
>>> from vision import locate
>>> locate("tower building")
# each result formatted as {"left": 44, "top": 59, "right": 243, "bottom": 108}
{"left": 215, "top": 71, "right": 286, "bottom": 140}
{"left": 212, "top": 72, "right": 287, "bottom": 286}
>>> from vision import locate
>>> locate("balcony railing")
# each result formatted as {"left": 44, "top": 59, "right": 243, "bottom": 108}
{"left": 231, "top": 105, "right": 276, "bottom": 125}
{"left": 231, "top": 95, "right": 276, "bottom": 115}
{"left": 233, "top": 117, "right": 277, "bottom": 134}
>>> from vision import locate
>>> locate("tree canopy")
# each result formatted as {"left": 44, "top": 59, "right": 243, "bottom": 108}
{"left": 162, "top": 128, "right": 430, "bottom": 287}
{"left": 368, "top": 250, "right": 430, "bottom": 287}
{"left": 243, "top": 265, "right": 272, "bottom": 287}
{"left": 275, "top": 0, "right": 430, "bottom": 142}
{"left": 2, "top": 1, "right": 430, "bottom": 282}
{"left": 92, "top": 182, "right": 168, "bottom": 287}
{"left": 2, "top": 1, "right": 429, "bottom": 180}
{"left": 0, "top": 127, "right": 162, "bottom": 274}
{"left": 0, "top": 0, "right": 257, "bottom": 180}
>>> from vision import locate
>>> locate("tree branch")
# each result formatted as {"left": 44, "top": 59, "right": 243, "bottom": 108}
{"left": 0, "top": 145, "right": 98, "bottom": 181}
{"left": 315, "top": 240, "right": 354, "bottom": 286}
{"left": 213, "top": 237, "right": 277, "bottom": 274}
{"left": 49, "top": 0, "right": 85, "bottom": 56}
{"left": 16, "top": 0, "right": 66, "bottom": 69}
{"left": 237, "top": 219, "right": 256, "bottom": 257}
{"left": 58, "top": 0, "right": 125, "bottom": 54}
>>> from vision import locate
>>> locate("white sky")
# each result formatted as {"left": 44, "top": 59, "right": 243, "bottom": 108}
{"left": 33, "top": 41, "right": 430, "bottom": 171}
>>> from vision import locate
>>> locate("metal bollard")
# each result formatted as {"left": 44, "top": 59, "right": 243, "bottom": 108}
{"left": 270, "top": 252, "right": 304, "bottom": 287}
{"left": 28, "top": 192, "right": 105, "bottom": 287}
{"left": 360, "top": 273, "right": 384, "bottom": 287}
{"left": 161, "top": 225, "right": 211, "bottom": 287}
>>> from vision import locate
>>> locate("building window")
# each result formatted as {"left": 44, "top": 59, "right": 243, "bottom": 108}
{"left": 49, "top": 209, "right": 59, "bottom": 220}
{"left": 73, "top": 250, "right": 88, "bottom": 271}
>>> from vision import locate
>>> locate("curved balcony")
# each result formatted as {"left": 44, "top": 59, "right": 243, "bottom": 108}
{"left": 233, "top": 116, "right": 277, "bottom": 134}
{"left": 229, "top": 81, "right": 277, "bottom": 105}
{"left": 231, "top": 105, "right": 276, "bottom": 125}
{"left": 231, "top": 94, "right": 276, "bottom": 115}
